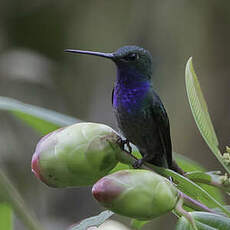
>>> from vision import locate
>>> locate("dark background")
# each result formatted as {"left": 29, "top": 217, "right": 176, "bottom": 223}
{"left": 0, "top": 1, "right": 230, "bottom": 229}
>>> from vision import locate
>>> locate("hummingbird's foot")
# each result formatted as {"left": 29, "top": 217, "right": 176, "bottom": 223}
{"left": 132, "top": 159, "right": 144, "bottom": 169}
{"left": 132, "top": 154, "right": 152, "bottom": 168}
{"left": 126, "top": 140, "right": 132, "bottom": 154}
{"left": 117, "top": 137, "right": 132, "bottom": 154}
{"left": 116, "top": 137, "right": 126, "bottom": 150}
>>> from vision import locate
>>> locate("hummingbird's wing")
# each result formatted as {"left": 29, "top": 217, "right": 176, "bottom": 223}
{"left": 151, "top": 95, "right": 172, "bottom": 168}
{"left": 112, "top": 87, "right": 114, "bottom": 106}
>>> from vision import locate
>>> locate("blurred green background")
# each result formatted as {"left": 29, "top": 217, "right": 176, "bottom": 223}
{"left": 0, "top": 1, "right": 230, "bottom": 229}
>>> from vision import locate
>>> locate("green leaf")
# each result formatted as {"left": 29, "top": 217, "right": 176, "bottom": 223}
{"left": 151, "top": 165, "right": 230, "bottom": 217}
{"left": 109, "top": 162, "right": 130, "bottom": 174}
{"left": 213, "top": 205, "right": 230, "bottom": 216}
{"left": 0, "top": 96, "right": 80, "bottom": 135}
{"left": 175, "top": 153, "right": 224, "bottom": 204}
{"left": 0, "top": 168, "right": 44, "bottom": 230}
{"left": 0, "top": 203, "right": 13, "bottom": 230}
{"left": 174, "top": 152, "right": 204, "bottom": 172}
{"left": 186, "top": 171, "right": 230, "bottom": 194}
{"left": 185, "top": 58, "right": 229, "bottom": 173}
{"left": 130, "top": 219, "right": 149, "bottom": 230}
{"left": 68, "top": 210, "right": 114, "bottom": 230}
{"left": 176, "top": 212, "right": 230, "bottom": 230}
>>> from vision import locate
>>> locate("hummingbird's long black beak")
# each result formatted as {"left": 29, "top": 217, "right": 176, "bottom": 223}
{"left": 64, "top": 49, "right": 114, "bottom": 59}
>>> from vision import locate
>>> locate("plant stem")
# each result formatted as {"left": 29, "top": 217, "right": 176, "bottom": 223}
{"left": 0, "top": 168, "right": 45, "bottom": 230}
{"left": 179, "top": 192, "right": 215, "bottom": 213}
{"left": 175, "top": 195, "right": 198, "bottom": 230}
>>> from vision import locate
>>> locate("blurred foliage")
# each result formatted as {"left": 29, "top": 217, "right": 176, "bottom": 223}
{"left": 0, "top": 203, "right": 12, "bottom": 230}
{"left": 0, "top": 96, "right": 79, "bottom": 135}
{"left": 68, "top": 210, "right": 113, "bottom": 230}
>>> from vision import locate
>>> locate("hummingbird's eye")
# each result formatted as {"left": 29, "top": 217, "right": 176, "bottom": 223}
{"left": 123, "top": 53, "right": 139, "bottom": 61}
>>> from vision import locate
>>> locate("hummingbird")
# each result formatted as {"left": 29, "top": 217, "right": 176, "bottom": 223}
{"left": 65, "top": 46, "right": 179, "bottom": 171}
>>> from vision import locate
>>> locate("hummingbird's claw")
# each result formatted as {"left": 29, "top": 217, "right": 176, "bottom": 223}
{"left": 132, "top": 159, "right": 144, "bottom": 169}
{"left": 126, "top": 140, "right": 132, "bottom": 154}
{"left": 116, "top": 137, "right": 125, "bottom": 150}
{"left": 117, "top": 137, "right": 132, "bottom": 154}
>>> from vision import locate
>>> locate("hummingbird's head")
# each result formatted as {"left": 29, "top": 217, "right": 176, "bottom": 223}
{"left": 112, "top": 46, "right": 152, "bottom": 79}
{"left": 64, "top": 45, "right": 153, "bottom": 79}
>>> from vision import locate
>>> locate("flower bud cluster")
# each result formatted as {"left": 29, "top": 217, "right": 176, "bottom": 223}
{"left": 32, "top": 122, "right": 179, "bottom": 220}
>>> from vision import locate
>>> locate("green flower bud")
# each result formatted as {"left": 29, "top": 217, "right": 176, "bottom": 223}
{"left": 92, "top": 169, "right": 179, "bottom": 220}
{"left": 32, "top": 122, "right": 121, "bottom": 187}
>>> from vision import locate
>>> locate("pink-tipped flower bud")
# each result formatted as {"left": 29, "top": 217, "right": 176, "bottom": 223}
{"left": 92, "top": 169, "right": 179, "bottom": 220}
{"left": 32, "top": 122, "right": 121, "bottom": 187}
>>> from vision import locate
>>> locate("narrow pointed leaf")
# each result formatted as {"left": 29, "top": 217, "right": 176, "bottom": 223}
{"left": 130, "top": 219, "right": 150, "bottom": 230}
{"left": 176, "top": 212, "right": 230, "bottom": 230}
{"left": 0, "top": 203, "right": 13, "bottom": 230}
{"left": 68, "top": 210, "right": 114, "bottom": 230}
{"left": 174, "top": 152, "right": 205, "bottom": 172}
{"left": 174, "top": 153, "right": 224, "bottom": 204}
{"left": 151, "top": 166, "right": 229, "bottom": 216}
{"left": 186, "top": 171, "right": 230, "bottom": 194}
{"left": 213, "top": 205, "right": 230, "bottom": 216}
{"left": 0, "top": 168, "right": 44, "bottom": 230}
{"left": 185, "top": 58, "right": 229, "bottom": 173}
{"left": 0, "top": 96, "right": 80, "bottom": 135}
